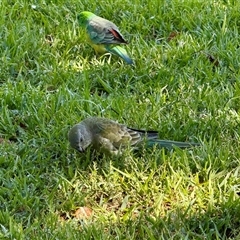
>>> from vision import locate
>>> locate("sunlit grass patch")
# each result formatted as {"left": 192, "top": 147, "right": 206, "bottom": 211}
{"left": 0, "top": 0, "right": 240, "bottom": 239}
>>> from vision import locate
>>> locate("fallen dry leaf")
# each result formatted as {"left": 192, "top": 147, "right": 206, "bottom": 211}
{"left": 72, "top": 207, "right": 93, "bottom": 219}
{"left": 167, "top": 31, "right": 180, "bottom": 42}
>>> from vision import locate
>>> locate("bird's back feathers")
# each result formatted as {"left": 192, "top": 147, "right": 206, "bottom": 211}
{"left": 82, "top": 117, "right": 141, "bottom": 148}
{"left": 87, "top": 17, "right": 127, "bottom": 45}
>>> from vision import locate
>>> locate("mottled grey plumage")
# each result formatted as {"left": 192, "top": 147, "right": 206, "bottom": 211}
{"left": 68, "top": 117, "right": 200, "bottom": 155}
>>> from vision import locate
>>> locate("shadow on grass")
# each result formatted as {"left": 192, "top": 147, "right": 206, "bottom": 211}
{"left": 1, "top": 197, "right": 239, "bottom": 239}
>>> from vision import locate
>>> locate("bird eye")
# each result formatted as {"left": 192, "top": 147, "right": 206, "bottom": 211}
{"left": 79, "top": 137, "right": 84, "bottom": 142}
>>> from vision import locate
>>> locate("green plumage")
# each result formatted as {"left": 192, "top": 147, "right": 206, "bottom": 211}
{"left": 68, "top": 117, "right": 200, "bottom": 155}
{"left": 106, "top": 46, "right": 133, "bottom": 65}
{"left": 77, "top": 11, "right": 133, "bottom": 64}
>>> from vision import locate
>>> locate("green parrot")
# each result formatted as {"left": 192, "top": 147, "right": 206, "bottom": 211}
{"left": 68, "top": 117, "right": 200, "bottom": 155}
{"left": 77, "top": 11, "right": 133, "bottom": 64}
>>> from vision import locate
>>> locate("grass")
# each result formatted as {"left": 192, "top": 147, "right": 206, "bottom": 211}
{"left": 0, "top": 0, "right": 240, "bottom": 239}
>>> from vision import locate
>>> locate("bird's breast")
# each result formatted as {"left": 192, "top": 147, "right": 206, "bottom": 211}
{"left": 91, "top": 43, "right": 107, "bottom": 54}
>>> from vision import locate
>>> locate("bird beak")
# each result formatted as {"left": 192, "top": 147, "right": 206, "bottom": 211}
{"left": 77, "top": 147, "right": 85, "bottom": 153}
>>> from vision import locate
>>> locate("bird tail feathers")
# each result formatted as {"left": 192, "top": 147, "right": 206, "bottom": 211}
{"left": 147, "top": 139, "right": 201, "bottom": 150}
{"left": 107, "top": 46, "right": 133, "bottom": 64}
{"left": 128, "top": 127, "right": 200, "bottom": 150}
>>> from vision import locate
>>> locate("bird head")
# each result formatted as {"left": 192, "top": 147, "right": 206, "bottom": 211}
{"left": 68, "top": 123, "right": 92, "bottom": 153}
{"left": 77, "top": 11, "right": 95, "bottom": 27}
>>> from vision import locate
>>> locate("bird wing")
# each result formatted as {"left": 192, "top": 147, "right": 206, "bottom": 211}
{"left": 93, "top": 119, "right": 142, "bottom": 149}
{"left": 87, "top": 16, "right": 127, "bottom": 45}
{"left": 128, "top": 128, "right": 159, "bottom": 140}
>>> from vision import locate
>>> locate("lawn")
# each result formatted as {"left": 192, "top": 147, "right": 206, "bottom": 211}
{"left": 0, "top": 0, "right": 240, "bottom": 239}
